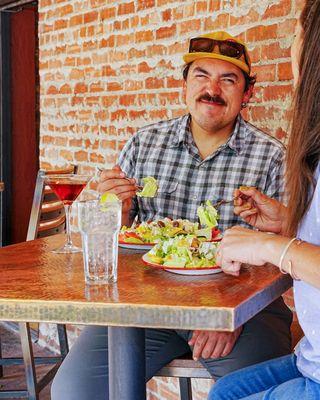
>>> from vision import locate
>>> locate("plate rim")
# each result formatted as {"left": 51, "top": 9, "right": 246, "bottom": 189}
{"left": 142, "top": 253, "right": 220, "bottom": 271}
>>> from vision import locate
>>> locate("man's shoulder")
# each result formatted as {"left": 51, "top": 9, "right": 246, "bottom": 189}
{"left": 244, "top": 120, "right": 285, "bottom": 154}
{"left": 136, "top": 115, "right": 187, "bottom": 140}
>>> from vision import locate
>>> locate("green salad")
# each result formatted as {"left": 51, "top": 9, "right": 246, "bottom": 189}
{"left": 147, "top": 235, "right": 219, "bottom": 268}
{"left": 119, "top": 200, "right": 220, "bottom": 244}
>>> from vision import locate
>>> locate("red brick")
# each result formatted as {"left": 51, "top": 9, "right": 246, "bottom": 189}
{"left": 196, "top": 1, "right": 207, "bottom": 13}
{"left": 123, "top": 80, "right": 144, "bottom": 91}
{"left": 116, "top": 34, "right": 132, "bottom": 47}
{"left": 159, "top": 92, "right": 180, "bottom": 105}
{"left": 119, "top": 95, "right": 136, "bottom": 107}
{"left": 263, "top": 84, "right": 293, "bottom": 102}
{"left": 107, "top": 82, "right": 122, "bottom": 91}
{"left": 100, "top": 35, "right": 115, "bottom": 48}
{"left": 75, "top": 150, "right": 88, "bottom": 162}
{"left": 208, "top": 0, "right": 221, "bottom": 11}
{"left": 117, "top": 2, "right": 135, "bottom": 16}
{"left": 162, "top": 9, "right": 172, "bottom": 22}
{"left": 111, "top": 109, "right": 128, "bottom": 120}
{"left": 261, "top": 42, "right": 291, "bottom": 61}
{"left": 262, "top": 0, "right": 291, "bottom": 19}
{"left": 277, "top": 19, "right": 296, "bottom": 37}
{"left": 246, "top": 24, "right": 278, "bottom": 42}
{"left": 180, "top": 19, "right": 201, "bottom": 35}
{"left": 69, "top": 14, "right": 83, "bottom": 27}
{"left": 166, "top": 77, "right": 183, "bottom": 88}
{"left": 156, "top": 24, "right": 176, "bottom": 39}
{"left": 59, "top": 84, "right": 72, "bottom": 94}
{"left": 204, "top": 14, "right": 229, "bottom": 30}
{"left": 145, "top": 77, "right": 164, "bottom": 89}
{"left": 59, "top": 4, "right": 73, "bottom": 15}
{"left": 84, "top": 11, "right": 98, "bottom": 23}
{"left": 146, "top": 44, "right": 166, "bottom": 57}
{"left": 254, "top": 64, "right": 276, "bottom": 82}
{"left": 54, "top": 18, "right": 68, "bottom": 29}
{"left": 60, "top": 149, "right": 74, "bottom": 162}
{"left": 100, "top": 7, "right": 116, "bottom": 20}
{"left": 278, "top": 62, "right": 293, "bottom": 81}
{"left": 137, "top": 0, "right": 155, "bottom": 11}
{"left": 74, "top": 82, "right": 87, "bottom": 94}
{"left": 47, "top": 85, "right": 58, "bottom": 95}
{"left": 138, "top": 62, "right": 152, "bottom": 73}
{"left": 101, "top": 65, "right": 117, "bottom": 77}
{"left": 129, "top": 110, "right": 147, "bottom": 120}
{"left": 135, "top": 30, "right": 154, "bottom": 43}
{"left": 230, "top": 8, "right": 260, "bottom": 25}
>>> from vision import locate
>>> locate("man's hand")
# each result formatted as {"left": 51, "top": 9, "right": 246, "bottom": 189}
{"left": 188, "top": 327, "right": 242, "bottom": 360}
{"left": 234, "top": 187, "right": 287, "bottom": 234}
{"left": 97, "top": 165, "right": 138, "bottom": 221}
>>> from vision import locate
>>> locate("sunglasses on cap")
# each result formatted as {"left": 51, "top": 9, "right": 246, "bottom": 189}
{"left": 189, "top": 37, "right": 249, "bottom": 68}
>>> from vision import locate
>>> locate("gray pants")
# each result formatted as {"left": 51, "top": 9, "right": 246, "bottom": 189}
{"left": 51, "top": 298, "right": 292, "bottom": 400}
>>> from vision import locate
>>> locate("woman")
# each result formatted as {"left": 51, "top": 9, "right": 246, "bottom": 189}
{"left": 209, "top": 1, "right": 320, "bottom": 399}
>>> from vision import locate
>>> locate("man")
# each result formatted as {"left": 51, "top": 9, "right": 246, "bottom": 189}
{"left": 51, "top": 31, "right": 292, "bottom": 400}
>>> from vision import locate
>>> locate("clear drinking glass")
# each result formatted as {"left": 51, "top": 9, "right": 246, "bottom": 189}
{"left": 78, "top": 199, "right": 122, "bottom": 284}
{"left": 44, "top": 174, "right": 92, "bottom": 253}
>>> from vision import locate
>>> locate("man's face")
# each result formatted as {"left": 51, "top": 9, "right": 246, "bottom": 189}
{"left": 184, "top": 58, "right": 251, "bottom": 134}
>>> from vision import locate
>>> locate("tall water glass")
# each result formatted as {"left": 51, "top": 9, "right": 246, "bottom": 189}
{"left": 78, "top": 200, "right": 122, "bottom": 284}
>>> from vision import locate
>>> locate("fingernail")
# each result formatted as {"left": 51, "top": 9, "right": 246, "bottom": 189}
{"left": 193, "top": 357, "right": 198, "bottom": 361}
{"left": 120, "top": 172, "right": 125, "bottom": 177}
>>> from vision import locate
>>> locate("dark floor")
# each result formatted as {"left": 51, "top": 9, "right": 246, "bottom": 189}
{"left": 0, "top": 323, "right": 53, "bottom": 399}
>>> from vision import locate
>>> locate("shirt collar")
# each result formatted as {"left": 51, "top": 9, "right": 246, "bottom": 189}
{"left": 167, "top": 113, "right": 248, "bottom": 155}
{"left": 225, "top": 114, "right": 248, "bottom": 155}
{"left": 166, "top": 114, "right": 190, "bottom": 147}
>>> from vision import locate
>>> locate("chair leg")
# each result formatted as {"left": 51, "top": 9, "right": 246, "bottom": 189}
{"left": 179, "top": 377, "right": 192, "bottom": 400}
{"left": 19, "top": 322, "right": 39, "bottom": 400}
{"left": 0, "top": 335, "right": 3, "bottom": 378}
{"left": 57, "top": 324, "right": 69, "bottom": 358}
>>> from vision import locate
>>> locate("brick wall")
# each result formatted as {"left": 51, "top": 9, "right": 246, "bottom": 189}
{"left": 38, "top": 0, "right": 303, "bottom": 398}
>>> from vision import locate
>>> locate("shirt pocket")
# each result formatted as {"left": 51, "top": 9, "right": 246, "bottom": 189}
{"left": 157, "top": 181, "right": 179, "bottom": 196}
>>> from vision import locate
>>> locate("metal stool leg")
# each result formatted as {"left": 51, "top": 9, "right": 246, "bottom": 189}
{"left": 179, "top": 377, "right": 192, "bottom": 400}
{"left": 57, "top": 324, "right": 69, "bottom": 357}
{"left": 0, "top": 335, "right": 3, "bottom": 378}
{"left": 19, "top": 322, "right": 39, "bottom": 400}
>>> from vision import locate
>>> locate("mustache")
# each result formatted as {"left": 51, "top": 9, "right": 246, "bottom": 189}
{"left": 198, "top": 93, "right": 226, "bottom": 106}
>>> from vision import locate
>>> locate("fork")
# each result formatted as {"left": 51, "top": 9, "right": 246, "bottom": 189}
{"left": 96, "top": 167, "right": 143, "bottom": 190}
{"left": 212, "top": 196, "right": 240, "bottom": 208}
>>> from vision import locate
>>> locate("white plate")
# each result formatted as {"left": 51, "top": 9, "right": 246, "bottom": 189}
{"left": 142, "top": 254, "right": 222, "bottom": 275}
{"left": 119, "top": 242, "right": 154, "bottom": 250}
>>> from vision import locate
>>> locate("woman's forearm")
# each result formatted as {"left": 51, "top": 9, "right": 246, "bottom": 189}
{"left": 265, "top": 235, "right": 320, "bottom": 289}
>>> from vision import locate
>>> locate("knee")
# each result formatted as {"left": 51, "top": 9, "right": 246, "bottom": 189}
{"left": 208, "top": 378, "right": 228, "bottom": 400}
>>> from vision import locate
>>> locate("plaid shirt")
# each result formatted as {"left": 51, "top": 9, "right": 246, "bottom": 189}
{"left": 118, "top": 114, "right": 285, "bottom": 231}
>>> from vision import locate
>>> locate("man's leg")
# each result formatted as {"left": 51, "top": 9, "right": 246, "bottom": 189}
{"left": 51, "top": 325, "right": 190, "bottom": 400}
{"left": 178, "top": 297, "right": 292, "bottom": 380}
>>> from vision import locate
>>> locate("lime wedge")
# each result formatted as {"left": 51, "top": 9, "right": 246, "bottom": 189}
{"left": 136, "top": 176, "right": 158, "bottom": 198}
{"left": 100, "top": 192, "right": 119, "bottom": 204}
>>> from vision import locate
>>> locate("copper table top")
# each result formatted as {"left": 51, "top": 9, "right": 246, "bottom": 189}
{"left": 0, "top": 234, "right": 292, "bottom": 331}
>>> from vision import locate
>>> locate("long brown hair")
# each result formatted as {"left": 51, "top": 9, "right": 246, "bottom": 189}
{"left": 286, "top": 0, "right": 320, "bottom": 236}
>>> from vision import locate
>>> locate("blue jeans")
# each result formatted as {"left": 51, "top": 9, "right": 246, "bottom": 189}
{"left": 209, "top": 354, "right": 320, "bottom": 400}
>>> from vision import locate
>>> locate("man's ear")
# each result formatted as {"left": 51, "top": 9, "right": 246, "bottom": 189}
{"left": 182, "top": 80, "right": 187, "bottom": 103}
{"left": 243, "top": 82, "right": 254, "bottom": 104}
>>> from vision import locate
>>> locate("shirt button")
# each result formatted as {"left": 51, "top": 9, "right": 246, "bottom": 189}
{"left": 193, "top": 195, "right": 198, "bottom": 200}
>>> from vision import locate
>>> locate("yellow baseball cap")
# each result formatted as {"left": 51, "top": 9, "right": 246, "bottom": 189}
{"left": 183, "top": 31, "right": 251, "bottom": 75}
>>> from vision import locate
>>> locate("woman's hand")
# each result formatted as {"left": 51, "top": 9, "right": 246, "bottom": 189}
{"left": 217, "top": 226, "right": 273, "bottom": 276}
{"left": 234, "top": 187, "right": 287, "bottom": 234}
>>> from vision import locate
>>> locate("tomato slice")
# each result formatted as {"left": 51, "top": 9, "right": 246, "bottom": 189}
{"left": 211, "top": 228, "right": 221, "bottom": 239}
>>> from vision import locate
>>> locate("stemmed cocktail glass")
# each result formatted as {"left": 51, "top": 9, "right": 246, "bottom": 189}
{"left": 45, "top": 174, "right": 92, "bottom": 253}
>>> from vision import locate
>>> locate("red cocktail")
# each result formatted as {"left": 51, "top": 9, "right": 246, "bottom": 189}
{"left": 45, "top": 174, "right": 92, "bottom": 253}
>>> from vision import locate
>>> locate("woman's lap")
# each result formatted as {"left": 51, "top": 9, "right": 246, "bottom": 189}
{"left": 209, "top": 354, "right": 320, "bottom": 400}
